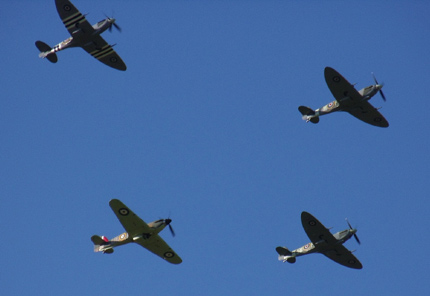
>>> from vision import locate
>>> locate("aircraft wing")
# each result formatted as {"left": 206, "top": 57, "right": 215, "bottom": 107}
{"left": 81, "top": 35, "right": 127, "bottom": 71}
{"left": 135, "top": 234, "right": 183, "bottom": 264}
{"left": 322, "top": 244, "right": 363, "bottom": 269}
{"left": 301, "top": 211, "right": 337, "bottom": 245}
{"left": 55, "top": 0, "right": 95, "bottom": 36}
{"left": 109, "top": 199, "right": 152, "bottom": 236}
{"left": 345, "top": 101, "right": 389, "bottom": 127}
{"left": 324, "top": 67, "right": 363, "bottom": 108}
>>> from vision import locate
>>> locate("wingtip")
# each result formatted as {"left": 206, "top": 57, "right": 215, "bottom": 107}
{"left": 109, "top": 198, "right": 121, "bottom": 205}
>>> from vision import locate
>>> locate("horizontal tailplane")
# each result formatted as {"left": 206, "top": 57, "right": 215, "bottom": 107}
{"left": 298, "top": 106, "right": 319, "bottom": 124}
{"left": 35, "top": 41, "right": 58, "bottom": 63}
{"left": 276, "top": 246, "right": 292, "bottom": 256}
{"left": 276, "top": 246, "right": 296, "bottom": 263}
{"left": 91, "top": 235, "right": 114, "bottom": 254}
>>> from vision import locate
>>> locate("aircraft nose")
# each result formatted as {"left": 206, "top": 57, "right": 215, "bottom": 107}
{"left": 165, "top": 218, "right": 172, "bottom": 225}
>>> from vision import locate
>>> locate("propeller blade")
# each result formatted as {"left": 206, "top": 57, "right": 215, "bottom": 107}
{"left": 113, "top": 23, "right": 122, "bottom": 32}
{"left": 379, "top": 89, "right": 387, "bottom": 102}
{"left": 346, "top": 218, "right": 353, "bottom": 229}
{"left": 168, "top": 224, "right": 176, "bottom": 237}
{"left": 108, "top": 25, "right": 112, "bottom": 32}
{"left": 164, "top": 218, "right": 175, "bottom": 237}
{"left": 354, "top": 233, "right": 361, "bottom": 245}
{"left": 372, "top": 72, "right": 379, "bottom": 85}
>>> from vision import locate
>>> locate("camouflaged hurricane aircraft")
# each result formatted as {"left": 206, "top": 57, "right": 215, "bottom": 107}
{"left": 91, "top": 199, "right": 182, "bottom": 264}
{"left": 276, "top": 211, "right": 362, "bottom": 269}
{"left": 299, "top": 67, "right": 388, "bottom": 127}
{"left": 35, "top": 0, "right": 126, "bottom": 71}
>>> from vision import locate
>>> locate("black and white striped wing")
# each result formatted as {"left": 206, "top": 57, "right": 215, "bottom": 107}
{"left": 82, "top": 35, "right": 127, "bottom": 71}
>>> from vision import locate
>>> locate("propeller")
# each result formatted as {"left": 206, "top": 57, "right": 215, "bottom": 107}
{"left": 110, "top": 22, "right": 122, "bottom": 33}
{"left": 104, "top": 13, "right": 122, "bottom": 33}
{"left": 372, "top": 72, "right": 386, "bottom": 102}
{"left": 346, "top": 218, "right": 361, "bottom": 245}
{"left": 164, "top": 218, "right": 176, "bottom": 237}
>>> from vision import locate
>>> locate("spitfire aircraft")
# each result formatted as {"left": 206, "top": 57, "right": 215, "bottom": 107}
{"left": 91, "top": 199, "right": 182, "bottom": 264}
{"left": 276, "top": 211, "right": 362, "bottom": 269}
{"left": 299, "top": 67, "right": 388, "bottom": 127}
{"left": 35, "top": 0, "right": 126, "bottom": 71}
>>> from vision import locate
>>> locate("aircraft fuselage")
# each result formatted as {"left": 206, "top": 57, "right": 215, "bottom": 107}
{"left": 96, "top": 219, "right": 170, "bottom": 253}
{"left": 288, "top": 228, "right": 356, "bottom": 258}
{"left": 313, "top": 84, "right": 382, "bottom": 118}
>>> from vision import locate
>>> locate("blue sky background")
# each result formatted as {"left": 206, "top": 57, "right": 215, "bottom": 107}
{"left": 2, "top": 1, "right": 429, "bottom": 295}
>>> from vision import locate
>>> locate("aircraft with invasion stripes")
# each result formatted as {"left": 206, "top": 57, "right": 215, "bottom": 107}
{"left": 35, "top": 0, "right": 126, "bottom": 71}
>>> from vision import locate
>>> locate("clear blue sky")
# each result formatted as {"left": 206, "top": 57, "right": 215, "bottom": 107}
{"left": 2, "top": 1, "right": 429, "bottom": 295}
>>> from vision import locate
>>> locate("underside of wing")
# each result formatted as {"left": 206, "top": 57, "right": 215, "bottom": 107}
{"left": 322, "top": 245, "right": 363, "bottom": 269}
{"left": 301, "top": 211, "right": 337, "bottom": 245}
{"left": 324, "top": 67, "right": 362, "bottom": 107}
{"left": 109, "top": 199, "right": 151, "bottom": 236}
{"left": 82, "top": 35, "right": 127, "bottom": 71}
{"left": 136, "top": 234, "right": 182, "bottom": 264}
{"left": 55, "top": 0, "right": 94, "bottom": 36}
{"left": 346, "top": 101, "right": 389, "bottom": 127}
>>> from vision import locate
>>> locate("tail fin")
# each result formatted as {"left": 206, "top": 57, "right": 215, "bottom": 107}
{"left": 35, "top": 41, "right": 58, "bottom": 63}
{"left": 91, "top": 235, "right": 114, "bottom": 254}
{"left": 298, "top": 106, "right": 319, "bottom": 124}
{"left": 276, "top": 246, "right": 296, "bottom": 263}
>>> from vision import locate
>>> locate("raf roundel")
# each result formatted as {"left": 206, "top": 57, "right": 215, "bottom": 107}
{"left": 110, "top": 57, "right": 118, "bottom": 63}
{"left": 309, "top": 220, "right": 316, "bottom": 226}
{"left": 332, "top": 76, "right": 341, "bottom": 82}
{"left": 164, "top": 251, "right": 175, "bottom": 258}
{"left": 63, "top": 5, "right": 71, "bottom": 11}
{"left": 118, "top": 208, "right": 129, "bottom": 216}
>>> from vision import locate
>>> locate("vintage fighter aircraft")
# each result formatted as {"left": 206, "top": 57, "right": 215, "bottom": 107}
{"left": 299, "top": 67, "right": 388, "bottom": 127}
{"left": 91, "top": 199, "right": 182, "bottom": 264}
{"left": 35, "top": 0, "right": 126, "bottom": 71}
{"left": 276, "top": 211, "right": 362, "bottom": 269}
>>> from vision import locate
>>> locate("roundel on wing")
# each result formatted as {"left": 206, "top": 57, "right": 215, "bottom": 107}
{"left": 110, "top": 57, "right": 118, "bottom": 63}
{"left": 374, "top": 117, "right": 382, "bottom": 122}
{"left": 333, "top": 76, "right": 341, "bottom": 83}
{"left": 63, "top": 5, "right": 71, "bottom": 11}
{"left": 164, "top": 251, "right": 175, "bottom": 258}
{"left": 309, "top": 220, "right": 316, "bottom": 226}
{"left": 119, "top": 208, "right": 129, "bottom": 216}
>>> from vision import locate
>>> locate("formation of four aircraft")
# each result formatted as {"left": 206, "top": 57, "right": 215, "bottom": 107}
{"left": 37, "top": 0, "right": 390, "bottom": 269}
